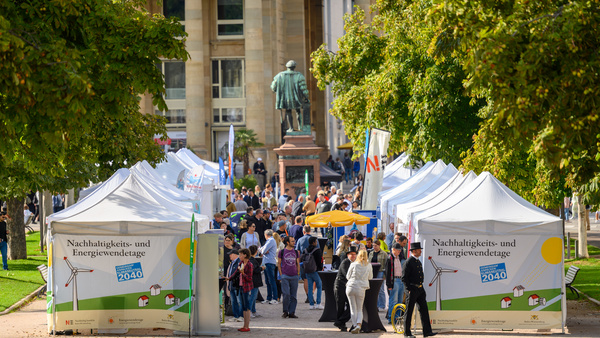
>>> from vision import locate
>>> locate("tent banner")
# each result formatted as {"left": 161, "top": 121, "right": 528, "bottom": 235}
{"left": 49, "top": 234, "right": 193, "bottom": 331}
{"left": 417, "top": 233, "right": 563, "bottom": 329}
{"left": 362, "top": 128, "right": 390, "bottom": 210}
{"left": 176, "top": 169, "right": 185, "bottom": 190}
{"left": 184, "top": 165, "right": 205, "bottom": 194}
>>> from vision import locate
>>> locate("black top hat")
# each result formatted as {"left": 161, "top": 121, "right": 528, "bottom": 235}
{"left": 409, "top": 242, "right": 422, "bottom": 251}
{"left": 348, "top": 246, "right": 358, "bottom": 254}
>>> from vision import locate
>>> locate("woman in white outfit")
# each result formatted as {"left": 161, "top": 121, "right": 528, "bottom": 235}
{"left": 345, "top": 249, "right": 373, "bottom": 334}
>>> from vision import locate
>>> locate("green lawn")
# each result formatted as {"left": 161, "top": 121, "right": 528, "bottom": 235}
{"left": 564, "top": 237, "right": 600, "bottom": 301}
{"left": 0, "top": 231, "right": 48, "bottom": 313}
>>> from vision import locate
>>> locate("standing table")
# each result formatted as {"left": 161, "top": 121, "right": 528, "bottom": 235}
{"left": 361, "top": 278, "right": 386, "bottom": 332}
{"left": 317, "top": 271, "right": 338, "bottom": 322}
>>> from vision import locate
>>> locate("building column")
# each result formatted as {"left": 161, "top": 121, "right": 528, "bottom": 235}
{"left": 245, "top": 0, "right": 270, "bottom": 173}
{"left": 186, "top": 0, "right": 208, "bottom": 158}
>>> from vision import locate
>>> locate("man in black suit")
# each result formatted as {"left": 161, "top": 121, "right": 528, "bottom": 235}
{"left": 248, "top": 190, "right": 261, "bottom": 210}
{"left": 401, "top": 242, "right": 436, "bottom": 338}
{"left": 333, "top": 246, "right": 358, "bottom": 332}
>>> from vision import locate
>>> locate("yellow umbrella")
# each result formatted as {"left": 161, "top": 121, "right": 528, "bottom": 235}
{"left": 337, "top": 141, "right": 354, "bottom": 150}
{"left": 305, "top": 210, "right": 371, "bottom": 228}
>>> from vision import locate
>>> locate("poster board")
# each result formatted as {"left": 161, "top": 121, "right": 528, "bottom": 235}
{"left": 48, "top": 234, "right": 193, "bottom": 332}
{"left": 418, "top": 233, "right": 564, "bottom": 329}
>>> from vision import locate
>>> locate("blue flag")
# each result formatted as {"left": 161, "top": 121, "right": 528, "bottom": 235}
{"left": 219, "top": 157, "right": 227, "bottom": 185}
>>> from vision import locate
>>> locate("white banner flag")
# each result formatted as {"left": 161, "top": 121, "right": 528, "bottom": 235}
{"left": 184, "top": 165, "right": 205, "bottom": 195}
{"left": 361, "top": 128, "right": 390, "bottom": 210}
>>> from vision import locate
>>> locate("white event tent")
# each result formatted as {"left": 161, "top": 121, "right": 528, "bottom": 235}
{"left": 130, "top": 161, "right": 197, "bottom": 202}
{"left": 394, "top": 170, "right": 478, "bottom": 233}
{"left": 155, "top": 152, "right": 194, "bottom": 186}
{"left": 378, "top": 160, "right": 447, "bottom": 225}
{"left": 381, "top": 153, "right": 420, "bottom": 191}
{"left": 177, "top": 148, "right": 220, "bottom": 171}
{"left": 409, "top": 172, "right": 564, "bottom": 330}
{"left": 385, "top": 163, "right": 458, "bottom": 220}
{"left": 46, "top": 169, "right": 210, "bottom": 333}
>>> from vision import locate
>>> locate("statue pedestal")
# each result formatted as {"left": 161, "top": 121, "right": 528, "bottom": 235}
{"left": 274, "top": 134, "right": 323, "bottom": 200}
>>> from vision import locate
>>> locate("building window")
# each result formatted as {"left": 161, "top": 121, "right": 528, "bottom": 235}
{"left": 157, "top": 61, "right": 186, "bottom": 100}
{"left": 164, "top": 0, "right": 185, "bottom": 20}
{"left": 217, "top": 0, "right": 243, "bottom": 38}
{"left": 155, "top": 109, "right": 186, "bottom": 124}
{"left": 213, "top": 108, "right": 245, "bottom": 124}
{"left": 211, "top": 58, "right": 245, "bottom": 125}
{"left": 212, "top": 59, "right": 244, "bottom": 99}
{"left": 156, "top": 60, "right": 186, "bottom": 126}
{"left": 163, "top": 0, "right": 185, "bottom": 31}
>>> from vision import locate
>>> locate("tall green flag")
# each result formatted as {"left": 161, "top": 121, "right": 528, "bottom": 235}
{"left": 305, "top": 169, "right": 309, "bottom": 196}
{"left": 188, "top": 213, "right": 196, "bottom": 327}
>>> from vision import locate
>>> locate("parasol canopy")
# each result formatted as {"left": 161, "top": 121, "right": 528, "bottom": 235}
{"left": 337, "top": 141, "right": 354, "bottom": 150}
{"left": 305, "top": 210, "right": 371, "bottom": 228}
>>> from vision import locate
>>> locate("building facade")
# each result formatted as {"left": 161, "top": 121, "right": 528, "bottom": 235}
{"left": 142, "top": 0, "right": 375, "bottom": 176}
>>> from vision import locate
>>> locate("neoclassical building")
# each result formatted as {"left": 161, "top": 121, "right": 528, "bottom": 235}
{"left": 141, "top": 0, "right": 375, "bottom": 175}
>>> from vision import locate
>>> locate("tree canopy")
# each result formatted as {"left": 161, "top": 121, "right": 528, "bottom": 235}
{"left": 312, "top": 0, "right": 600, "bottom": 209}
{"left": 0, "top": 0, "right": 188, "bottom": 259}
{"left": 0, "top": 0, "right": 188, "bottom": 196}
{"left": 311, "top": 3, "right": 483, "bottom": 168}
{"left": 429, "top": 0, "right": 600, "bottom": 204}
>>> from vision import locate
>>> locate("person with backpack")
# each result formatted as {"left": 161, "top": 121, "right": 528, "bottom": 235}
{"left": 302, "top": 236, "right": 323, "bottom": 309}
{"left": 343, "top": 153, "right": 353, "bottom": 183}
{"left": 278, "top": 236, "right": 300, "bottom": 318}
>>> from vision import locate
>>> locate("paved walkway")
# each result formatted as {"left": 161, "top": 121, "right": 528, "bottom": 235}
{"left": 1, "top": 287, "right": 599, "bottom": 337}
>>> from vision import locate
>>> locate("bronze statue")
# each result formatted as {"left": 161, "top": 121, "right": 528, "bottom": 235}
{"left": 271, "top": 60, "right": 311, "bottom": 133}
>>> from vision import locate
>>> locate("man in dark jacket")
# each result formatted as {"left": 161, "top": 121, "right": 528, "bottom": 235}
{"left": 248, "top": 190, "right": 261, "bottom": 210}
{"left": 253, "top": 209, "right": 267, "bottom": 245}
{"left": 333, "top": 246, "right": 357, "bottom": 332}
{"left": 316, "top": 194, "right": 332, "bottom": 213}
{"left": 248, "top": 245, "right": 264, "bottom": 317}
{"left": 0, "top": 212, "right": 10, "bottom": 270}
{"left": 401, "top": 242, "right": 436, "bottom": 338}
{"left": 244, "top": 207, "right": 256, "bottom": 223}
{"left": 291, "top": 195, "right": 304, "bottom": 217}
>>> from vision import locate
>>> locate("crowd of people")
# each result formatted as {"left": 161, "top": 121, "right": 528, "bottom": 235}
{"left": 215, "top": 201, "right": 437, "bottom": 337}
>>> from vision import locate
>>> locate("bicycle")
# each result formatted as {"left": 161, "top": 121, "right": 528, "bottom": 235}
{"left": 391, "top": 302, "right": 407, "bottom": 334}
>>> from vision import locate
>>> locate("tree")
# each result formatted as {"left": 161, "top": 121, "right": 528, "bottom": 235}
{"left": 0, "top": 0, "right": 188, "bottom": 258}
{"left": 231, "top": 129, "right": 264, "bottom": 176}
{"left": 311, "top": 3, "right": 483, "bottom": 166}
{"left": 428, "top": 0, "right": 600, "bottom": 256}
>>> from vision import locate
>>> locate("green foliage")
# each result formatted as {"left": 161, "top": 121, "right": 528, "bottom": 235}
{"left": 234, "top": 175, "right": 258, "bottom": 192}
{"left": 429, "top": 0, "right": 600, "bottom": 203}
{"left": 0, "top": 0, "right": 188, "bottom": 196}
{"left": 311, "top": 2, "right": 483, "bottom": 166}
{"left": 230, "top": 128, "right": 264, "bottom": 175}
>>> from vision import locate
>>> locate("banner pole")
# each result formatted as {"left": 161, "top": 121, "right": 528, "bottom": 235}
{"left": 189, "top": 214, "right": 196, "bottom": 337}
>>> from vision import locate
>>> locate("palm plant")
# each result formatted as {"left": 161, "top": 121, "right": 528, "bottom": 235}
{"left": 230, "top": 128, "right": 264, "bottom": 175}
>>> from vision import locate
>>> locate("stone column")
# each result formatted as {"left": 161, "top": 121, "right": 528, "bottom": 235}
{"left": 186, "top": 0, "right": 208, "bottom": 157}
{"left": 245, "top": 0, "right": 270, "bottom": 178}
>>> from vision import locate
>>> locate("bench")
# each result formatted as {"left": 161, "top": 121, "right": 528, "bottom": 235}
{"left": 37, "top": 264, "right": 48, "bottom": 297}
{"left": 565, "top": 265, "right": 580, "bottom": 298}
{"left": 24, "top": 214, "right": 34, "bottom": 233}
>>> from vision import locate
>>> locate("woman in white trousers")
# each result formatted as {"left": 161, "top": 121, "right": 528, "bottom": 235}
{"left": 346, "top": 249, "right": 373, "bottom": 334}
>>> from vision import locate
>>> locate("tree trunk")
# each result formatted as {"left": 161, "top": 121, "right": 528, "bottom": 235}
{"left": 7, "top": 196, "right": 27, "bottom": 260}
{"left": 42, "top": 191, "right": 53, "bottom": 248}
{"left": 577, "top": 198, "right": 589, "bottom": 258}
{"left": 243, "top": 155, "right": 250, "bottom": 177}
{"left": 65, "top": 188, "right": 75, "bottom": 208}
